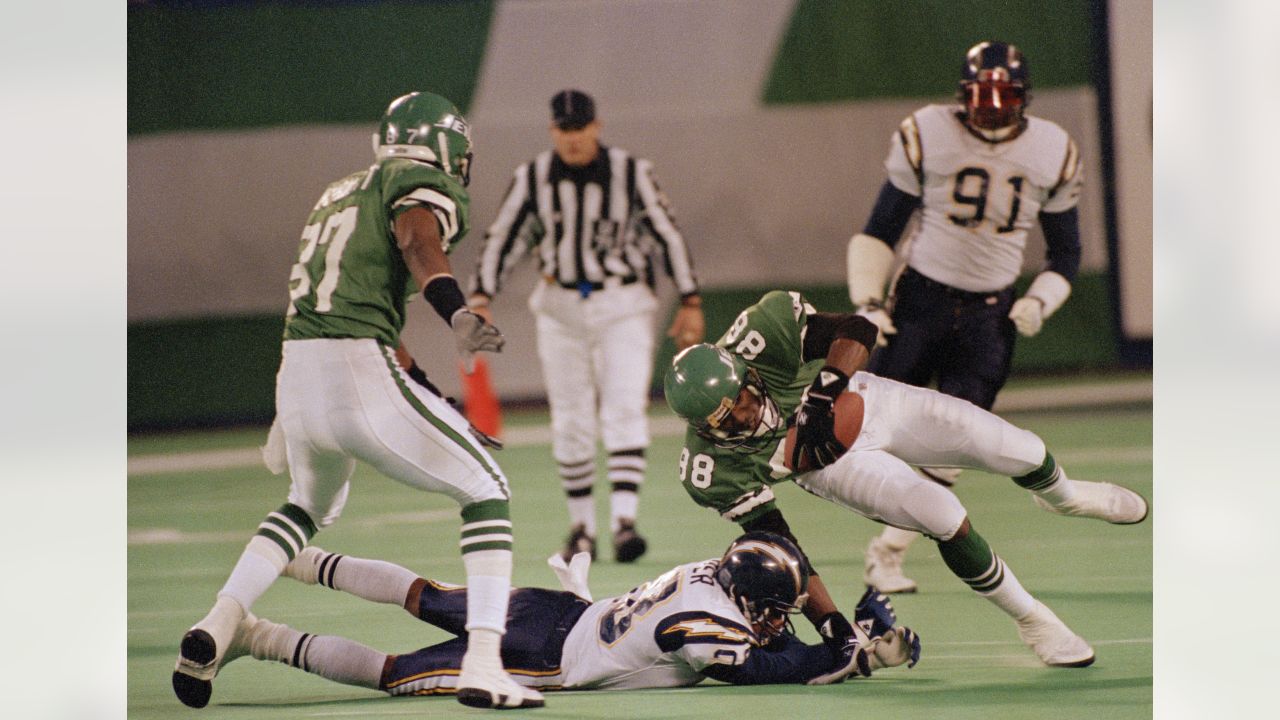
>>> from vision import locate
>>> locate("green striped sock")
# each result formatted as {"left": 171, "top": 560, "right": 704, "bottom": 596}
{"left": 459, "top": 499, "right": 513, "bottom": 554}
{"left": 255, "top": 502, "right": 318, "bottom": 562}
{"left": 1013, "top": 452, "right": 1061, "bottom": 491}
{"left": 938, "top": 526, "right": 1005, "bottom": 592}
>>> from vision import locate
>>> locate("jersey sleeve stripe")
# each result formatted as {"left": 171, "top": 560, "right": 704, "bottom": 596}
{"left": 634, "top": 159, "right": 699, "bottom": 295}
{"left": 721, "top": 485, "right": 776, "bottom": 521}
{"left": 898, "top": 115, "right": 924, "bottom": 186}
{"left": 395, "top": 187, "right": 459, "bottom": 242}
{"left": 474, "top": 164, "right": 534, "bottom": 296}
{"left": 1049, "top": 138, "right": 1080, "bottom": 198}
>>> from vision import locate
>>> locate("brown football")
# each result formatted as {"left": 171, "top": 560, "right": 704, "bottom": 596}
{"left": 782, "top": 391, "right": 865, "bottom": 472}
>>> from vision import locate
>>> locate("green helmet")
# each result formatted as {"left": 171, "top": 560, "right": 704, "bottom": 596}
{"left": 373, "top": 92, "right": 474, "bottom": 186}
{"left": 665, "top": 344, "right": 747, "bottom": 429}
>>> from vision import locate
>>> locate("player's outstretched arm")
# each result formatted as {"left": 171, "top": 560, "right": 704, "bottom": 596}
{"left": 394, "top": 207, "right": 504, "bottom": 370}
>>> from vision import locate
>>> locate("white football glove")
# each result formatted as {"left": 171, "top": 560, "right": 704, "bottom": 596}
{"left": 1008, "top": 297, "right": 1045, "bottom": 337}
{"left": 857, "top": 307, "right": 897, "bottom": 348}
{"left": 867, "top": 626, "right": 921, "bottom": 670}
{"left": 450, "top": 309, "right": 504, "bottom": 373}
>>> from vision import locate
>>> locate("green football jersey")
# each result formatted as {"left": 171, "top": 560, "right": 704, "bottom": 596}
{"left": 677, "top": 290, "right": 828, "bottom": 525}
{"left": 283, "top": 158, "right": 471, "bottom": 346}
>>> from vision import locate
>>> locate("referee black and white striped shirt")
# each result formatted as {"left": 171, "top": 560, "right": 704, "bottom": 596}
{"left": 468, "top": 145, "right": 699, "bottom": 301}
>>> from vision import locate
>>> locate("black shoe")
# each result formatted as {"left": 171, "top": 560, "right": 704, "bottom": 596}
{"left": 561, "top": 524, "right": 596, "bottom": 563}
{"left": 612, "top": 520, "right": 647, "bottom": 563}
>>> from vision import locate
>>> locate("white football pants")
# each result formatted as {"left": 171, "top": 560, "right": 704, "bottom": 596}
{"left": 275, "top": 338, "right": 511, "bottom": 527}
{"left": 795, "top": 372, "right": 1046, "bottom": 540}
{"left": 529, "top": 281, "right": 657, "bottom": 463}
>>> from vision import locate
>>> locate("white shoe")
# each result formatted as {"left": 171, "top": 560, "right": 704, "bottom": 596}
{"left": 863, "top": 537, "right": 918, "bottom": 594}
{"left": 172, "top": 597, "right": 253, "bottom": 708}
{"left": 1034, "top": 481, "right": 1149, "bottom": 524}
{"left": 283, "top": 545, "right": 325, "bottom": 585}
{"left": 456, "top": 655, "right": 545, "bottom": 709}
{"left": 1015, "top": 601, "right": 1095, "bottom": 667}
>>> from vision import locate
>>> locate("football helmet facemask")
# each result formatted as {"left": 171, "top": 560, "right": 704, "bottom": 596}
{"left": 664, "top": 344, "right": 781, "bottom": 451}
{"left": 957, "top": 41, "right": 1030, "bottom": 142}
{"left": 716, "top": 532, "right": 811, "bottom": 643}
{"left": 372, "top": 91, "right": 475, "bottom": 186}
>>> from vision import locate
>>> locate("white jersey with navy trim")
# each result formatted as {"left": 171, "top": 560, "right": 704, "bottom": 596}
{"left": 885, "top": 104, "right": 1083, "bottom": 292}
{"left": 559, "top": 559, "right": 756, "bottom": 689}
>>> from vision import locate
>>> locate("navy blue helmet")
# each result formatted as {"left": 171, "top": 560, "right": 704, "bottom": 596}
{"left": 957, "top": 41, "right": 1030, "bottom": 140}
{"left": 716, "top": 532, "right": 810, "bottom": 641}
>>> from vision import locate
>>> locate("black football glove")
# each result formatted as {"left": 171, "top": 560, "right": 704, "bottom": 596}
{"left": 791, "top": 366, "right": 850, "bottom": 470}
{"left": 807, "top": 635, "right": 873, "bottom": 685}
{"left": 816, "top": 611, "right": 856, "bottom": 652}
{"left": 406, "top": 363, "right": 504, "bottom": 451}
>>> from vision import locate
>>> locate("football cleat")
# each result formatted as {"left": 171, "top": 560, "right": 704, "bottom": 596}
{"left": 1033, "top": 481, "right": 1149, "bottom": 524}
{"left": 1015, "top": 601, "right": 1095, "bottom": 667}
{"left": 560, "top": 524, "right": 596, "bottom": 563}
{"left": 172, "top": 598, "right": 254, "bottom": 708}
{"left": 456, "top": 656, "right": 545, "bottom": 709}
{"left": 863, "top": 537, "right": 918, "bottom": 594}
{"left": 282, "top": 545, "right": 325, "bottom": 585}
{"left": 612, "top": 520, "right": 647, "bottom": 563}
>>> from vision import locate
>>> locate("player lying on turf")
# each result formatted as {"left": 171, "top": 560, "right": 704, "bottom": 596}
{"left": 197, "top": 532, "right": 919, "bottom": 702}
{"left": 664, "top": 291, "right": 1149, "bottom": 667}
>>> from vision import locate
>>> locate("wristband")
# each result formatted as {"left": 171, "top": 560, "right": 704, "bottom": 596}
{"left": 423, "top": 275, "right": 467, "bottom": 323}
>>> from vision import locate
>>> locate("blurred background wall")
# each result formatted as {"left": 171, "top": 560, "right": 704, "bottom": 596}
{"left": 127, "top": 0, "right": 1151, "bottom": 430}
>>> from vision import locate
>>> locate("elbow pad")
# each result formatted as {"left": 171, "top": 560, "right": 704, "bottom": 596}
{"left": 1025, "top": 271, "right": 1072, "bottom": 319}
{"left": 847, "top": 234, "right": 895, "bottom": 308}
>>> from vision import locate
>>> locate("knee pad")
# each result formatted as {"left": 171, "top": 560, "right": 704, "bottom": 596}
{"left": 900, "top": 481, "right": 966, "bottom": 541}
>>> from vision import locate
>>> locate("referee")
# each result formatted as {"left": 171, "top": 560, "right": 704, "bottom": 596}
{"left": 467, "top": 89, "right": 704, "bottom": 563}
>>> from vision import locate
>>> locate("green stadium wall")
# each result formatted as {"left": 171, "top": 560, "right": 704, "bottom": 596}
{"left": 129, "top": 272, "right": 1116, "bottom": 430}
{"left": 128, "top": 0, "right": 1148, "bottom": 429}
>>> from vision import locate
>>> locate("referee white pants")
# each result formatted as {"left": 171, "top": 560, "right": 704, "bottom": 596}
{"left": 795, "top": 372, "right": 1046, "bottom": 540}
{"left": 275, "top": 338, "right": 511, "bottom": 527}
{"left": 528, "top": 281, "right": 657, "bottom": 463}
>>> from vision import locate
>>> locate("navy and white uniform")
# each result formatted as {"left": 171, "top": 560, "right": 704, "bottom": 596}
{"left": 863, "top": 104, "right": 1083, "bottom": 409}
{"left": 382, "top": 560, "right": 834, "bottom": 694}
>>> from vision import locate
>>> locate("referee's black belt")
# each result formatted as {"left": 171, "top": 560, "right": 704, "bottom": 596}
{"left": 546, "top": 275, "right": 640, "bottom": 292}
{"left": 901, "top": 267, "right": 1012, "bottom": 303}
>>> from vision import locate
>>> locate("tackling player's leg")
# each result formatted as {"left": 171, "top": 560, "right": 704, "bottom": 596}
{"left": 799, "top": 449, "right": 1093, "bottom": 666}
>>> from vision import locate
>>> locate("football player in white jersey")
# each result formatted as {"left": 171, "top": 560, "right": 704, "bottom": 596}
{"left": 846, "top": 41, "right": 1087, "bottom": 593}
{"left": 196, "top": 533, "right": 920, "bottom": 702}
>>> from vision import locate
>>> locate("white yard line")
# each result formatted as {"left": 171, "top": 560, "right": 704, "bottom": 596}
{"left": 128, "top": 509, "right": 456, "bottom": 546}
{"left": 129, "top": 380, "right": 1151, "bottom": 477}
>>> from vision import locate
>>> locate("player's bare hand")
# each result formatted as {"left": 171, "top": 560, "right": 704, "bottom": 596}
{"left": 667, "top": 305, "right": 705, "bottom": 350}
{"left": 451, "top": 309, "right": 504, "bottom": 373}
{"left": 856, "top": 307, "right": 896, "bottom": 348}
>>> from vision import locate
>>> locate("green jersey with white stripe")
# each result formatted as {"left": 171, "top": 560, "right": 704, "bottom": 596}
{"left": 677, "top": 291, "right": 826, "bottom": 525}
{"left": 283, "top": 158, "right": 470, "bottom": 345}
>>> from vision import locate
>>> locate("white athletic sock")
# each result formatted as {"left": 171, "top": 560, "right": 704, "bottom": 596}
{"left": 1035, "top": 465, "right": 1078, "bottom": 507}
{"left": 249, "top": 618, "right": 384, "bottom": 689}
{"left": 218, "top": 536, "right": 289, "bottom": 610}
{"left": 977, "top": 559, "right": 1037, "bottom": 620}
{"left": 298, "top": 635, "right": 386, "bottom": 689}
{"left": 313, "top": 551, "right": 418, "bottom": 607}
{"left": 462, "top": 549, "right": 512, "bottom": 634}
{"left": 247, "top": 617, "right": 303, "bottom": 664}
{"left": 463, "top": 627, "right": 504, "bottom": 666}
{"left": 610, "top": 491, "right": 638, "bottom": 534}
{"left": 878, "top": 525, "right": 920, "bottom": 551}
{"left": 567, "top": 496, "right": 596, "bottom": 536}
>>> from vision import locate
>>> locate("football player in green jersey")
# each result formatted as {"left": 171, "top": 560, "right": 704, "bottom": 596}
{"left": 174, "top": 92, "right": 543, "bottom": 710}
{"left": 665, "top": 290, "right": 1149, "bottom": 668}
